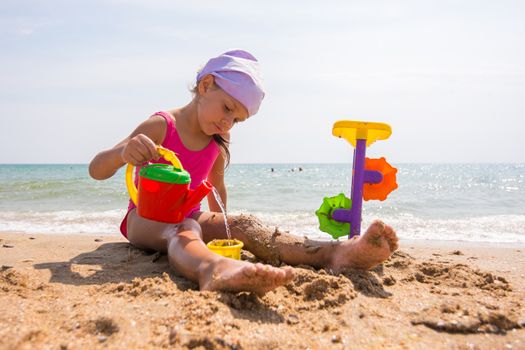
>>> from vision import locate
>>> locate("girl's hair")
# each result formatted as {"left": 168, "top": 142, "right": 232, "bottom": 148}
{"left": 213, "top": 134, "right": 230, "bottom": 168}
{"left": 190, "top": 84, "right": 231, "bottom": 168}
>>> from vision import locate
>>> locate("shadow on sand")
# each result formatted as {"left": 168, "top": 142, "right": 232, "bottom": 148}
{"left": 33, "top": 241, "right": 287, "bottom": 324}
{"left": 33, "top": 242, "right": 195, "bottom": 291}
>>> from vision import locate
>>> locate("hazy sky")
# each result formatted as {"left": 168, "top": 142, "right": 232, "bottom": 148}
{"left": 1, "top": 0, "right": 524, "bottom": 164}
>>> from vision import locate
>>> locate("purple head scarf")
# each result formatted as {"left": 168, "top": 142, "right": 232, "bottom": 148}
{"left": 196, "top": 50, "right": 265, "bottom": 116}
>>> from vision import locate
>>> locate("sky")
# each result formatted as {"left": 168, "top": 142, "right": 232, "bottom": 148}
{"left": 0, "top": 0, "right": 524, "bottom": 164}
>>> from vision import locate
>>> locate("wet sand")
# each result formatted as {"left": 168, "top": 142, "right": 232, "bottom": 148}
{"left": 1, "top": 232, "right": 524, "bottom": 349}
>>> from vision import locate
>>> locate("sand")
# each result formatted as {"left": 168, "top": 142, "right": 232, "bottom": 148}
{"left": 1, "top": 232, "right": 524, "bottom": 350}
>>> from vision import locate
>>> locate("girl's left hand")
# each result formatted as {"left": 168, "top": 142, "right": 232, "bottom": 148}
{"left": 121, "top": 133, "right": 159, "bottom": 165}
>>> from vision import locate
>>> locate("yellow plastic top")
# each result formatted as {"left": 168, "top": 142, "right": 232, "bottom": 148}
{"left": 332, "top": 120, "right": 392, "bottom": 147}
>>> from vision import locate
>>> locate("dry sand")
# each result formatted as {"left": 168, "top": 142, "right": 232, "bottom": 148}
{"left": 1, "top": 232, "right": 524, "bottom": 350}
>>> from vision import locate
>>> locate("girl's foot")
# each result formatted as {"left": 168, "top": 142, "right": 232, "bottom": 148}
{"left": 199, "top": 259, "right": 294, "bottom": 295}
{"left": 328, "top": 220, "right": 398, "bottom": 273}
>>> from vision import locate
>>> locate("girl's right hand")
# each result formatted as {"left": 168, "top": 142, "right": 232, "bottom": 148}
{"left": 121, "top": 134, "right": 160, "bottom": 165}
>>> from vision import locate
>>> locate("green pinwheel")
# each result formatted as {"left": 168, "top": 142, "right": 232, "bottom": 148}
{"left": 315, "top": 193, "right": 352, "bottom": 239}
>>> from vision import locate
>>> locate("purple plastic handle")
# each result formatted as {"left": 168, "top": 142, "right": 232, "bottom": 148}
{"left": 333, "top": 173, "right": 381, "bottom": 225}
{"left": 331, "top": 140, "right": 384, "bottom": 238}
{"left": 332, "top": 208, "right": 352, "bottom": 223}
{"left": 348, "top": 139, "right": 367, "bottom": 237}
{"left": 364, "top": 170, "right": 382, "bottom": 184}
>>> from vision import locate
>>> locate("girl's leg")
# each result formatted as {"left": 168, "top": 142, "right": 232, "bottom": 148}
{"left": 193, "top": 212, "right": 399, "bottom": 272}
{"left": 126, "top": 209, "right": 293, "bottom": 294}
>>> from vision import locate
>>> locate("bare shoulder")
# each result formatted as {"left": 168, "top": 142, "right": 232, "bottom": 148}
{"left": 131, "top": 114, "right": 168, "bottom": 145}
{"left": 139, "top": 113, "right": 167, "bottom": 130}
{"left": 166, "top": 109, "right": 181, "bottom": 126}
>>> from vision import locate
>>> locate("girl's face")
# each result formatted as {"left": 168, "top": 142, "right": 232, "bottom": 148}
{"left": 196, "top": 75, "right": 249, "bottom": 136}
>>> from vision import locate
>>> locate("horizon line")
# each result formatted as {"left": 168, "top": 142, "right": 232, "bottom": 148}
{"left": 1, "top": 162, "right": 524, "bottom": 166}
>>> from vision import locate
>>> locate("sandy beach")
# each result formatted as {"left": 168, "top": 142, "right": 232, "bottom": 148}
{"left": 1, "top": 232, "right": 524, "bottom": 350}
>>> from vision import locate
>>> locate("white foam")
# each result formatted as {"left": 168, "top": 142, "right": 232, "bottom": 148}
{"left": 2, "top": 209, "right": 524, "bottom": 243}
{"left": 229, "top": 210, "right": 525, "bottom": 243}
{"left": 0, "top": 210, "right": 125, "bottom": 235}
{"left": 370, "top": 213, "right": 525, "bottom": 243}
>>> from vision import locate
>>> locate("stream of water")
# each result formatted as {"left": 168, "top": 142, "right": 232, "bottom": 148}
{"left": 211, "top": 186, "right": 232, "bottom": 242}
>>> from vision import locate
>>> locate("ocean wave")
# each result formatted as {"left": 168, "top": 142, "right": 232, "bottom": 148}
{"left": 230, "top": 210, "right": 525, "bottom": 243}
{"left": 1, "top": 209, "right": 524, "bottom": 243}
{"left": 0, "top": 210, "right": 125, "bottom": 235}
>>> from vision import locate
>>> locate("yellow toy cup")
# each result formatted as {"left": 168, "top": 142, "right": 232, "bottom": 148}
{"left": 207, "top": 239, "right": 244, "bottom": 260}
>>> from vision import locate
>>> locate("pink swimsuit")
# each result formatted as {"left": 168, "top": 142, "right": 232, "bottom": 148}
{"left": 119, "top": 111, "right": 220, "bottom": 238}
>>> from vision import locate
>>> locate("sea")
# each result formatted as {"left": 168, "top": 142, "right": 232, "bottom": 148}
{"left": 0, "top": 163, "right": 524, "bottom": 243}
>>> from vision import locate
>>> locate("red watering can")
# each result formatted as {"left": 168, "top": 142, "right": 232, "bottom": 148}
{"left": 125, "top": 146, "right": 212, "bottom": 223}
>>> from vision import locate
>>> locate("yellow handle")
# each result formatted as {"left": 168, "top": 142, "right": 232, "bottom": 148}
{"left": 125, "top": 146, "right": 184, "bottom": 205}
{"left": 332, "top": 120, "right": 392, "bottom": 147}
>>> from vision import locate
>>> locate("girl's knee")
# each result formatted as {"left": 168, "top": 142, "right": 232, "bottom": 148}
{"left": 177, "top": 218, "right": 203, "bottom": 239}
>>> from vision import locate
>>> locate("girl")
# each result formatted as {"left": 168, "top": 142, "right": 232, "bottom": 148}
{"left": 89, "top": 50, "right": 398, "bottom": 295}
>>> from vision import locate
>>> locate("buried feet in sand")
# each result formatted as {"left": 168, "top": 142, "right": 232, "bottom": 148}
{"left": 196, "top": 219, "right": 396, "bottom": 293}
{"left": 199, "top": 258, "right": 294, "bottom": 295}
{"left": 328, "top": 220, "right": 398, "bottom": 273}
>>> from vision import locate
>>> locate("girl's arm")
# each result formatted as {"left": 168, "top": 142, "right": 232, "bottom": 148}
{"left": 207, "top": 145, "right": 228, "bottom": 212}
{"left": 89, "top": 115, "right": 166, "bottom": 180}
